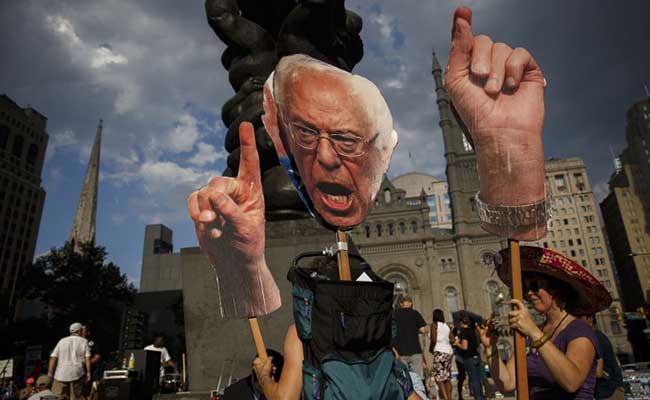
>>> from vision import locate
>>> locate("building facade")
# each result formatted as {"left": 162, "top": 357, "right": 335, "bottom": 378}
{"left": 602, "top": 163, "right": 650, "bottom": 311}
{"left": 139, "top": 52, "right": 633, "bottom": 386}
{"left": 600, "top": 98, "right": 650, "bottom": 314}
{"left": 0, "top": 94, "right": 48, "bottom": 309}
{"left": 391, "top": 172, "right": 452, "bottom": 229}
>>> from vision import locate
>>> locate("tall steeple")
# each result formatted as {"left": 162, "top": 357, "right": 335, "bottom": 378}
{"left": 69, "top": 119, "right": 102, "bottom": 252}
{"left": 432, "top": 50, "right": 481, "bottom": 236}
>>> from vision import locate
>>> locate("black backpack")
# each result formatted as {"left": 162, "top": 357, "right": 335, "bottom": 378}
{"left": 288, "top": 251, "right": 414, "bottom": 400}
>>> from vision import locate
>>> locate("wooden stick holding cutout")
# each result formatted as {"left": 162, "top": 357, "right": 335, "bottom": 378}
{"left": 509, "top": 239, "right": 529, "bottom": 399}
{"left": 188, "top": 122, "right": 280, "bottom": 367}
{"left": 336, "top": 230, "right": 352, "bottom": 281}
{"left": 249, "top": 318, "right": 268, "bottom": 360}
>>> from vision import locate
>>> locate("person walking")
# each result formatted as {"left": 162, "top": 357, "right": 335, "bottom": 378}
{"left": 429, "top": 309, "right": 454, "bottom": 400}
{"left": 393, "top": 296, "right": 428, "bottom": 377}
{"left": 48, "top": 323, "right": 91, "bottom": 400}
{"left": 454, "top": 312, "right": 484, "bottom": 400}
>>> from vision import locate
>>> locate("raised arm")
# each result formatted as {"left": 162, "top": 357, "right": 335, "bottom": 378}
{"left": 477, "top": 320, "right": 516, "bottom": 392}
{"left": 253, "top": 325, "right": 303, "bottom": 400}
{"left": 508, "top": 299, "right": 595, "bottom": 393}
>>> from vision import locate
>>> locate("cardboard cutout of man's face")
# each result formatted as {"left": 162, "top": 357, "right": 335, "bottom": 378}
{"left": 262, "top": 54, "right": 398, "bottom": 230}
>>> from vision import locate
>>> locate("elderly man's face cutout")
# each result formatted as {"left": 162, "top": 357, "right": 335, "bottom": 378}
{"left": 263, "top": 55, "right": 397, "bottom": 230}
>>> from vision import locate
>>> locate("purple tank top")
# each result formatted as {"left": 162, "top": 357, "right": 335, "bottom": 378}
{"left": 527, "top": 319, "right": 599, "bottom": 399}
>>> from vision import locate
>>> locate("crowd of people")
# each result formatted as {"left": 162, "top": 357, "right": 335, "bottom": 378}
{"left": 388, "top": 246, "right": 626, "bottom": 400}
{"left": 1, "top": 325, "right": 177, "bottom": 400}
{"left": 221, "top": 242, "right": 627, "bottom": 400}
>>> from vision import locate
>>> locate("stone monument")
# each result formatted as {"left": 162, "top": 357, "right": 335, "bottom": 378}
{"left": 205, "top": 0, "right": 363, "bottom": 218}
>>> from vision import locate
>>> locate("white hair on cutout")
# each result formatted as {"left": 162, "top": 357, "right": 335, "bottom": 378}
{"left": 268, "top": 54, "right": 397, "bottom": 155}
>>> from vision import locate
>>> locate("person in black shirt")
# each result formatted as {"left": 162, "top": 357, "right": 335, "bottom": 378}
{"left": 224, "top": 349, "right": 284, "bottom": 400}
{"left": 452, "top": 326, "right": 467, "bottom": 400}
{"left": 81, "top": 325, "right": 103, "bottom": 400}
{"left": 453, "top": 312, "right": 484, "bottom": 400}
{"left": 579, "top": 315, "right": 624, "bottom": 399}
{"left": 393, "top": 296, "right": 427, "bottom": 377}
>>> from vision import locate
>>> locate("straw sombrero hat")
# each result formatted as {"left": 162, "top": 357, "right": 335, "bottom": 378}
{"left": 494, "top": 246, "right": 612, "bottom": 315}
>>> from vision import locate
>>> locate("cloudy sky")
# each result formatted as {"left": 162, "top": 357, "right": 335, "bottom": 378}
{"left": 2, "top": 0, "right": 649, "bottom": 287}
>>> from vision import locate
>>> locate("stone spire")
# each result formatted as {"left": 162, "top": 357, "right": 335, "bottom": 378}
{"left": 432, "top": 50, "right": 481, "bottom": 236}
{"left": 69, "top": 119, "right": 102, "bottom": 252}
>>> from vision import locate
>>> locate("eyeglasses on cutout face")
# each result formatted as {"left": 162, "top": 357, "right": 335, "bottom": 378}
{"left": 287, "top": 121, "right": 379, "bottom": 159}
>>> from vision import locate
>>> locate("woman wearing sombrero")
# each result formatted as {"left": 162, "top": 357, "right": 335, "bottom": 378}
{"left": 478, "top": 246, "right": 612, "bottom": 399}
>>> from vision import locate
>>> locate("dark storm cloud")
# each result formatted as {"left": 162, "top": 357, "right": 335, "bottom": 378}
{"left": 347, "top": 0, "right": 650, "bottom": 198}
{"left": 2, "top": 0, "right": 649, "bottom": 275}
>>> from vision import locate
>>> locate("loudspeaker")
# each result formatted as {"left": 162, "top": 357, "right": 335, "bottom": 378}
{"left": 101, "top": 378, "right": 138, "bottom": 400}
{"left": 121, "top": 349, "right": 160, "bottom": 399}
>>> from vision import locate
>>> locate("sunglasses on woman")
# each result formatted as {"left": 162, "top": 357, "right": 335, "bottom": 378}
{"left": 523, "top": 275, "right": 550, "bottom": 293}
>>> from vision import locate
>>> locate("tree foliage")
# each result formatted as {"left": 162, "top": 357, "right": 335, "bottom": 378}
{"left": 14, "top": 241, "right": 136, "bottom": 353}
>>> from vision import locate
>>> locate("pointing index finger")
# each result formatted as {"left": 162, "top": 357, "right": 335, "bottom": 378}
{"left": 237, "top": 121, "right": 261, "bottom": 183}
{"left": 446, "top": 7, "right": 474, "bottom": 85}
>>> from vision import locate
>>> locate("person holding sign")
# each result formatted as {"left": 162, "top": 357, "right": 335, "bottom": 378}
{"left": 478, "top": 247, "right": 612, "bottom": 399}
{"left": 189, "top": 4, "right": 551, "bottom": 398}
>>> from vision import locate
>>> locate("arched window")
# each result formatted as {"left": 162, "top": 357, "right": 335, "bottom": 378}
{"left": 364, "top": 225, "right": 370, "bottom": 238}
{"left": 388, "top": 223, "right": 394, "bottom": 236}
{"left": 12, "top": 135, "right": 24, "bottom": 158}
{"left": 386, "top": 273, "right": 409, "bottom": 308}
{"left": 398, "top": 222, "right": 405, "bottom": 234}
{"left": 376, "top": 224, "right": 382, "bottom": 237}
{"left": 26, "top": 143, "right": 38, "bottom": 165}
{"left": 440, "top": 259, "right": 447, "bottom": 272}
{"left": 0, "top": 126, "right": 9, "bottom": 150}
{"left": 384, "top": 189, "right": 392, "bottom": 204}
{"left": 445, "top": 287, "right": 459, "bottom": 319}
{"left": 411, "top": 220, "right": 418, "bottom": 233}
{"left": 447, "top": 258, "right": 455, "bottom": 271}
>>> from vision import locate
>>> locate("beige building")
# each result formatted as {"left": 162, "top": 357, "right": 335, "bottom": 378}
{"left": 138, "top": 52, "right": 632, "bottom": 387}
{"left": 522, "top": 157, "right": 629, "bottom": 353}
{"left": 0, "top": 94, "right": 48, "bottom": 310}
{"left": 600, "top": 98, "right": 650, "bottom": 314}
{"left": 602, "top": 162, "right": 650, "bottom": 311}
{"left": 392, "top": 172, "right": 452, "bottom": 229}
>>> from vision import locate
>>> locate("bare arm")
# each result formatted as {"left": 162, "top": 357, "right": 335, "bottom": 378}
{"left": 254, "top": 325, "right": 303, "bottom": 400}
{"left": 535, "top": 336, "right": 596, "bottom": 393}
{"left": 477, "top": 323, "right": 516, "bottom": 392}
{"left": 48, "top": 357, "right": 57, "bottom": 376}
{"left": 164, "top": 359, "right": 178, "bottom": 372}
{"left": 595, "top": 358, "right": 604, "bottom": 379}
{"left": 90, "top": 354, "right": 102, "bottom": 365}
{"left": 429, "top": 323, "right": 437, "bottom": 353}
{"left": 85, "top": 356, "right": 91, "bottom": 380}
{"left": 484, "top": 342, "right": 516, "bottom": 392}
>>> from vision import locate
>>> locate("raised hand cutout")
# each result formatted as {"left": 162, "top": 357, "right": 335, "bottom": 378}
{"left": 188, "top": 122, "right": 280, "bottom": 318}
{"left": 445, "top": 7, "right": 547, "bottom": 240}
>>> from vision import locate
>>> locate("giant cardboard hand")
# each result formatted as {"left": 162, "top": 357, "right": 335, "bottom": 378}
{"left": 188, "top": 122, "right": 280, "bottom": 318}
{"left": 444, "top": 7, "right": 548, "bottom": 240}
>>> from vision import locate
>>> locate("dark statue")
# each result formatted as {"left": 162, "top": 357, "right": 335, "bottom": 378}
{"left": 205, "top": 0, "right": 364, "bottom": 219}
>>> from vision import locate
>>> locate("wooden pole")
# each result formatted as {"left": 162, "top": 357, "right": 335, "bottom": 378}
{"left": 509, "top": 239, "right": 529, "bottom": 400}
{"left": 182, "top": 352, "right": 187, "bottom": 391}
{"left": 336, "top": 230, "right": 352, "bottom": 281}
{"left": 248, "top": 318, "right": 268, "bottom": 360}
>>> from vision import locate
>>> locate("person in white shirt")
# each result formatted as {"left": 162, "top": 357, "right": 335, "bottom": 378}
{"left": 27, "top": 375, "right": 60, "bottom": 400}
{"left": 47, "top": 322, "right": 90, "bottom": 400}
{"left": 429, "top": 309, "right": 454, "bottom": 400}
{"left": 144, "top": 335, "right": 177, "bottom": 379}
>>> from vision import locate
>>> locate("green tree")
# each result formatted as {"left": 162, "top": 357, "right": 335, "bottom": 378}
{"left": 13, "top": 241, "right": 136, "bottom": 354}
